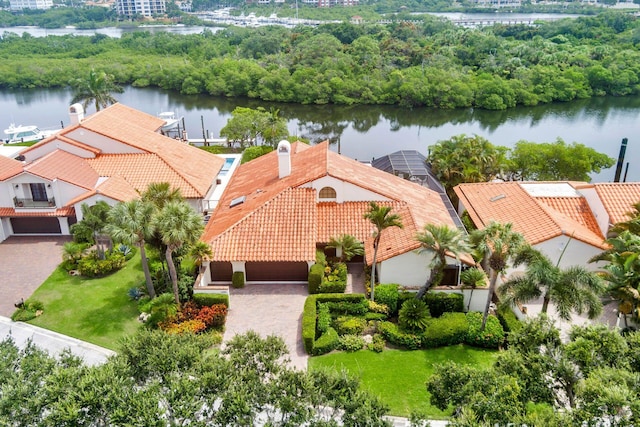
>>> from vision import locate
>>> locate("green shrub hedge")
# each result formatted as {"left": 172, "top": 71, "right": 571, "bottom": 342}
{"left": 231, "top": 271, "right": 245, "bottom": 289}
{"left": 313, "top": 327, "right": 339, "bottom": 355}
{"left": 308, "top": 263, "right": 325, "bottom": 294}
{"left": 334, "top": 316, "right": 367, "bottom": 336}
{"left": 422, "top": 312, "right": 468, "bottom": 348}
{"left": 497, "top": 305, "right": 522, "bottom": 335}
{"left": 78, "top": 250, "right": 126, "bottom": 277}
{"left": 193, "top": 293, "right": 229, "bottom": 308}
{"left": 374, "top": 284, "right": 400, "bottom": 314}
{"left": 318, "top": 262, "right": 347, "bottom": 293}
{"left": 364, "top": 312, "right": 388, "bottom": 321}
{"left": 302, "top": 296, "right": 317, "bottom": 354}
{"left": 423, "top": 292, "right": 464, "bottom": 317}
{"left": 378, "top": 321, "right": 422, "bottom": 350}
{"left": 466, "top": 312, "right": 505, "bottom": 349}
{"left": 317, "top": 303, "right": 331, "bottom": 334}
{"left": 338, "top": 334, "right": 365, "bottom": 352}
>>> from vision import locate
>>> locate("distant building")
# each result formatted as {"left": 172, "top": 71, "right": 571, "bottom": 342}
{"left": 116, "top": 0, "right": 166, "bottom": 17}
{"left": 9, "top": 0, "right": 52, "bottom": 11}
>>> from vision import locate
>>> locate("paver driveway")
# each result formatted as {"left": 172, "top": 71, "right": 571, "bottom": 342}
{"left": 223, "top": 284, "right": 308, "bottom": 370}
{"left": 0, "top": 236, "right": 69, "bottom": 317}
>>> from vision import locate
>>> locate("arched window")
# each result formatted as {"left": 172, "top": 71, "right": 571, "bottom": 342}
{"left": 319, "top": 186, "right": 337, "bottom": 199}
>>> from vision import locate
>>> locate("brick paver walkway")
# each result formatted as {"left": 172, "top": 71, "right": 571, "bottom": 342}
{"left": 0, "top": 236, "right": 69, "bottom": 317}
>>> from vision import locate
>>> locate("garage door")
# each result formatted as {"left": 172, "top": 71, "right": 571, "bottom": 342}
{"left": 245, "top": 262, "right": 309, "bottom": 282}
{"left": 210, "top": 261, "right": 233, "bottom": 282}
{"left": 11, "top": 217, "right": 61, "bottom": 234}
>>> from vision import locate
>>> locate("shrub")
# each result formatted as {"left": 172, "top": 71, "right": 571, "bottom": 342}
{"left": 303, "top": 296, "right": 317, "bottom": 354}
{"left": 378, "top": 321, "right": 422, "bottom": 350}
{"left": 339, "top": 334, "right": 365, "bottom": 352}
{"left": 317, "top": 293, "right": 368, "bottom": 315}
{"left": 195, "top": 304, "right": 228, "bottom": 328}
{"left": 128, "top": 287, "right": 143, "bottom": 301}
{"left": 308, "top": 263, "right": 325, "bottom": 294}
{"left": 78, "top": 250, "right": 126, "bottom": 277}
{"left": 313, "top": 327, "right": 339, "bottom": 356}
{"left": 423, "top": 292, "right": 464, "bottom": 317}
{"left": 319, "top": 262, "right": 347, "bottom": 293}
{"left": 399, "top": 298, "right": 431, "bottom": 332}
{"left": 374, "top": 284, "right": 400, "bottom": 314}
{"left": 11, "top": 300, "right": 43, "bottom": 322}
{"left": 368, "top": 300, "right": 389, "bottom": 315}
{"left": 421, "top": 312, "right": 468, "bottom": 348}
{"left": 194, "top": 293, "right": 229, "bottom": 308}
{"left": 145, "top": 293, "right": 178, "bottom": 328}
{"left": 317, "top": 303, "right": 331, "bottom": 334}
{"left": 465, "top": 312, "right": 505, "bottom": 349}
{"left": 334, "top": 316, "right": 366, "bottom": 336}
{"left": 364, "top": 312, "right": 388, "bottom": 321}
{"left": 241, "top": 145, "right": 273, "bottom": 164}
{"left": 163, "top": 319, "right": 207, "bottom": 335}
{"left": 368, "top": 334, "right": 385, "bottom": 353}
{"left": 497, "top": 305, "right": 522, "bottom": 335}
{"left": 177, "top": 273, "right": 195, "bottom": 303}
{"left": 231, "top": 271, "right": 245, "bottom": 289}
{"left": 116, "top": 244, "right": 136, "bottom": 261}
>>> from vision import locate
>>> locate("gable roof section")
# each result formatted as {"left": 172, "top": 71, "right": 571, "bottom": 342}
{"left": 204, "top": 141, "right": 459, "bottom": 263}
{"left": 454, "top": 182, "right": 607, "bottom": 249}
{"left": 80, "top": 103, "right": 166, "bottom": 132}
{"left": 0, "top": 155, "right": 23, "bottom": 180}
{"left": 594, "top": 183, "right": 640, "bottom": 225}
{"left": 25, "top": 150, "right": 99, "bottom": 190}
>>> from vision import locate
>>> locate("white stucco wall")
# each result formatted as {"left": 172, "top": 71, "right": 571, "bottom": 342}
{"left": 432, "top": 288, "right": 491, "bottom": 313}
{"left": 378, "top": 250, "right": 431, "bottom": 288}
{"left": 64, "top": 129, "right": 143, "bottom": 154}
{"left": 303, "top": 175, "right": 389, "bottom": 203}
{"left": 74, "top": 195, "right": 120, "bottom": 221}
{"left": 0, "top": 218, "right": 10, "bottom": 242}
{"left": 533, "top": 235, "right": 604, "bottom": 272}
{"left": 578, "top": 186, "right": 610, "bottom": 235}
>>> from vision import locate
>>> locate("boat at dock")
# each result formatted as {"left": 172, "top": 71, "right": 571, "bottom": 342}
{"left": 158, "top": 112, "right": 182, "bottom": 131}
{"left": 3, "top": 124, "right": 57, "bottom": 144}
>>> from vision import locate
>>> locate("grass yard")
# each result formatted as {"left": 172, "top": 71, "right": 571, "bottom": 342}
{"left": 26, "top": 253, "right": 143, "bottom": 350}
{"left": 308, "top": 345, "right": 498, "bottom": 418}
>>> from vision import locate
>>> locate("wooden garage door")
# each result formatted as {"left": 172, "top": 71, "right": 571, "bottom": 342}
{"left": 245, "top": 262, "right": 308, "bottom": 282}
{"left": 210, "top": 261, "right": 233, "bottom": 282}
{"left": 11, "top": 217, "right": 61, "bottom": 234}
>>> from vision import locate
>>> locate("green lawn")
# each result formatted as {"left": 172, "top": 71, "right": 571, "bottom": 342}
{"left": 308, "top": 345, "right": 498, "bottom": 418}
{"left": 26, "top": 253, "right": 143, "bottom": 350}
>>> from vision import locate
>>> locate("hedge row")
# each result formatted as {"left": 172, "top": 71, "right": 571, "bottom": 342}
{"left": 193, "top": 293, "right": 229, "bottom": 308}
{"left": 424, "top": 292, "right": 464, "bottom": 317}
{"left": 379, "top": 312, "right": 505, "bottom": 350}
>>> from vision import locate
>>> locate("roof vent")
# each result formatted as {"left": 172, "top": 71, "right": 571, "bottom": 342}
{"left": 490, "top": 194, "right": 506, "bottom": 202}
{"left": 230, "top": 195, "right": 246, "bottom": 208}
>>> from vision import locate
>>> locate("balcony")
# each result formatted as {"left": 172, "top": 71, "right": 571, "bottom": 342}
{"left": 14, "top": 197, "right": 56, "bottom": 209}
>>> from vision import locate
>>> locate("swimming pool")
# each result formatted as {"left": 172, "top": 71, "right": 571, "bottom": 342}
{"left": 218, "top": 157, "right": 236, "bottom": 176}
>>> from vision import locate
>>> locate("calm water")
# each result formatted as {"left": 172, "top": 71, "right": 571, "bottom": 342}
{"left": 1, "top": 86, "right": 638, "bottom": 182}
{"left": 0, "top": 25, "right": 214, "bottom": 38}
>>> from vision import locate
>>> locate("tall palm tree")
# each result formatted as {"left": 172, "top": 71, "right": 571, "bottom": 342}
{"left": 326, "top": 234, "right": 364, "bottom": 263}
{"left": 470, "top": 221, "right": 526, "bottom": 331}
{"left": 154, "top": 201, "right": 204, "bottom": 305}
{"left": 364, "top": 201, "right": 403, "bottom": 301}
{"left": 460, "top": 267, "right": 488, "bottom": 311}
{"left": 106, "top": 199, "right": 156, "bottom": 299}
{"left": 140, "top": 182, "right": 182, "bottom": 210}
{"left": 415, "top": 223, "right": 471, "bottom": 298}
{"left": 498, "top": 247, "right": 605, "bottom": 321}
{"left": 70, "top": 201, "right": 112, "bottom": 260}
{"left": 189, "top": 240, "right": 213, "bottom": 274}
{"left": 70, "top": 69, "right": 123, "bottom": 112}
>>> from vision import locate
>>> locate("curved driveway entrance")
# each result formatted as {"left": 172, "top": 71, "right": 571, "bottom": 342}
{"left": 0, "top": 236, "right": 69, "bottom": 317}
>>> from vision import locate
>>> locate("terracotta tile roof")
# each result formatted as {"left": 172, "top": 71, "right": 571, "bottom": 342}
{"left": 0, "top": 207, "right": 75, "bottom": 217}
{"left": 204, "top": 141, "right": 459, "bottom": 264}
{"left": 95, "top": 175, "right": 140, "bottom": 202}
{"left": 210, "top": 188, "right": 317, "bottom": 262}
{"left": 0, "top": 155, "right": 23, "bottom": 180}
{"left": 51, "top": 135, "right": 102, "bottom": 156}
{"left": 454, "top": 182, "right": 607, "bottom": 249}
{"left": 80, "top": 103, "right": 165, "bottom": 132}
{"left": 536, "top": 197, "right": 601, "bottom": 236}
{"left": 594, "top": 183, "right": 640, "bottom": 225}
{"left": 25, "top": 150, "right": 99, "bottom": 189}
{"left": 87, "top": 154, "right": 201, "bottom": 198}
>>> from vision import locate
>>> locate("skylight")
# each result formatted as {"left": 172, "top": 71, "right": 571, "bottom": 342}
{"left": 230, "top": 195, "right": 246, "bottom": 208}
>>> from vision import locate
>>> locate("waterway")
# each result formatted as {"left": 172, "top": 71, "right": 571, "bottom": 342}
{"left": 1, "top": 86, "right": 638, "bottom": 182}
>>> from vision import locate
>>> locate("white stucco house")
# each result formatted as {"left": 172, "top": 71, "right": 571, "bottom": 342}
{"left": 0, "top": 103, "right": 224, "bottom": 242}
{"left": 200, "top": 140, "right": 473, "bottom": 287}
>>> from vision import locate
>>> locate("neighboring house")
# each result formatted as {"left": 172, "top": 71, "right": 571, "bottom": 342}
{"left": 116, "top": 0, "right": 165, "bottom": 17}
{"left": 0, "top": 103, "right": 224, "bottom": 242}
{"left": 201, "top": 140, "right": 472, "bottom": 287}
{"left": 9, "top": 0, "right": 52, "bottom": 10}
{"left": 454, "top": 181, "right": 640, "bottom": 270}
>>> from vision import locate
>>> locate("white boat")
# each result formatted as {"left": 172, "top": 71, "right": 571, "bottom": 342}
{"left": 3, "top": 124, "right": 56, "bottom": 144}
{"left": 158, "top": 112, "right": 182, "bottom": 131}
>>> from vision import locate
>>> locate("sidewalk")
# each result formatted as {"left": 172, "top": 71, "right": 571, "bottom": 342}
{"left": 0, "top": 316, "right": 115, "bottom": 366}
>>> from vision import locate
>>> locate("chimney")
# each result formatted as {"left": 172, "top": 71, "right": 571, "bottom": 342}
{"left": 69, "top": 103, "right": 85, "bottom": 125}
{"left": 277, "top": 140, "right": 291, "bottom": 178}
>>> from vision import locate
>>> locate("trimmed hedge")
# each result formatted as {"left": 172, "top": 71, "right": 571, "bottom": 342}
{"left": 374, "top": 284, "right": 400, "bottom": 314}
{"left": 334, "top": 316, "right": 367, "bottom": 336}
{"left": 423, "top": 292, "right": 464, "bottom": 317}
{"left": 308, "top": 263, "right": 325, "bottom": 294}
{"left": 466, "top": 312, "right": 505, "bottom": 349}
{"left": 422, "top": 312, "right": 468, "bottom": 348}
{"left": 193, "top": 293, "right": 229, "bottom": 308}
{"left": 497, "top": 305, "right": 522, "bottom": 335}
{"left": 231, "top": 271, "right": 245, "bottom": 289}
{"left": 317, "top": 303, "right": 331, "bottom": 334}
{"left": 318, "top": 262, "right": 347, "bottom": 293}
{"left": 313, "top": 327, "right": 339, "bottom": 355}
{"left": 302, "top": 296, "right": 317, "bottom": 354}
{"left": 378, "top": 321, "right": 422, "bottom": 350}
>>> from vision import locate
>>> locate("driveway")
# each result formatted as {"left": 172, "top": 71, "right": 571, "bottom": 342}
{"left": 224, "top": 284, "right": 308, "bottom": 370}
{"left": 0, "top": 236, "right": 69, "bottom": 317}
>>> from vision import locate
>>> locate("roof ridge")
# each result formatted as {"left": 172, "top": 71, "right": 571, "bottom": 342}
{"left": 533, "top": 198, "right": 606, "bottom": 248}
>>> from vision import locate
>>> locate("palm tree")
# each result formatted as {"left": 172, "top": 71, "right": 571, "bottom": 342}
{"left": 154, "top": 201, "right": 204, "bottom": 305}
{"left": 415, "top": 223, "right": 471, "bottom": 298}
{"left": 498, "top": 247, "right": 605, "bottom": 321}
{"left": 70, "top": 69, "right": 123, "bottom": 112}
{"left": 189, "top": 240, "right": 213, "bottom": 274}
{"left": 470, "top": 221, "right": 526, "bottom": 331}
{"left": 140, "top": 182, "right": 183, "bottom": 210}
{"left": 612, "top": 201, "right": 640, "bottom": 235}
{"left": 106, "top": 200, "right": 157, "bottom": 299}
{"left": 326, "top": 234, "right": 364, "bottom": 263}
{"left": 70, "top": 201, "right": 112, "bottom": 260}
{"left": 460, "top": 267, "right": 488, "bottom": 311}
{"left": 363, "top": 201, "right": 403, "bottom": 301}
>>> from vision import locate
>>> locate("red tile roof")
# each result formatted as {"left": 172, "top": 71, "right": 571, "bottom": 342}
{"left": 454, "top": 182, "right": 607, "bottom": 249}
{"left": 0, "top": 155, "right": 23, "bottom": 180}
{"left": 25, "top": 150, "right": 99, "bottom": 190}
{"left": 594, "top": 183, "right": 640, "bottom": 225}
{"left": 0, "top": 207, "right": 75, "bottom": 217}
{"left": 204, "top": 141, "right": 459, "bottom": 264}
